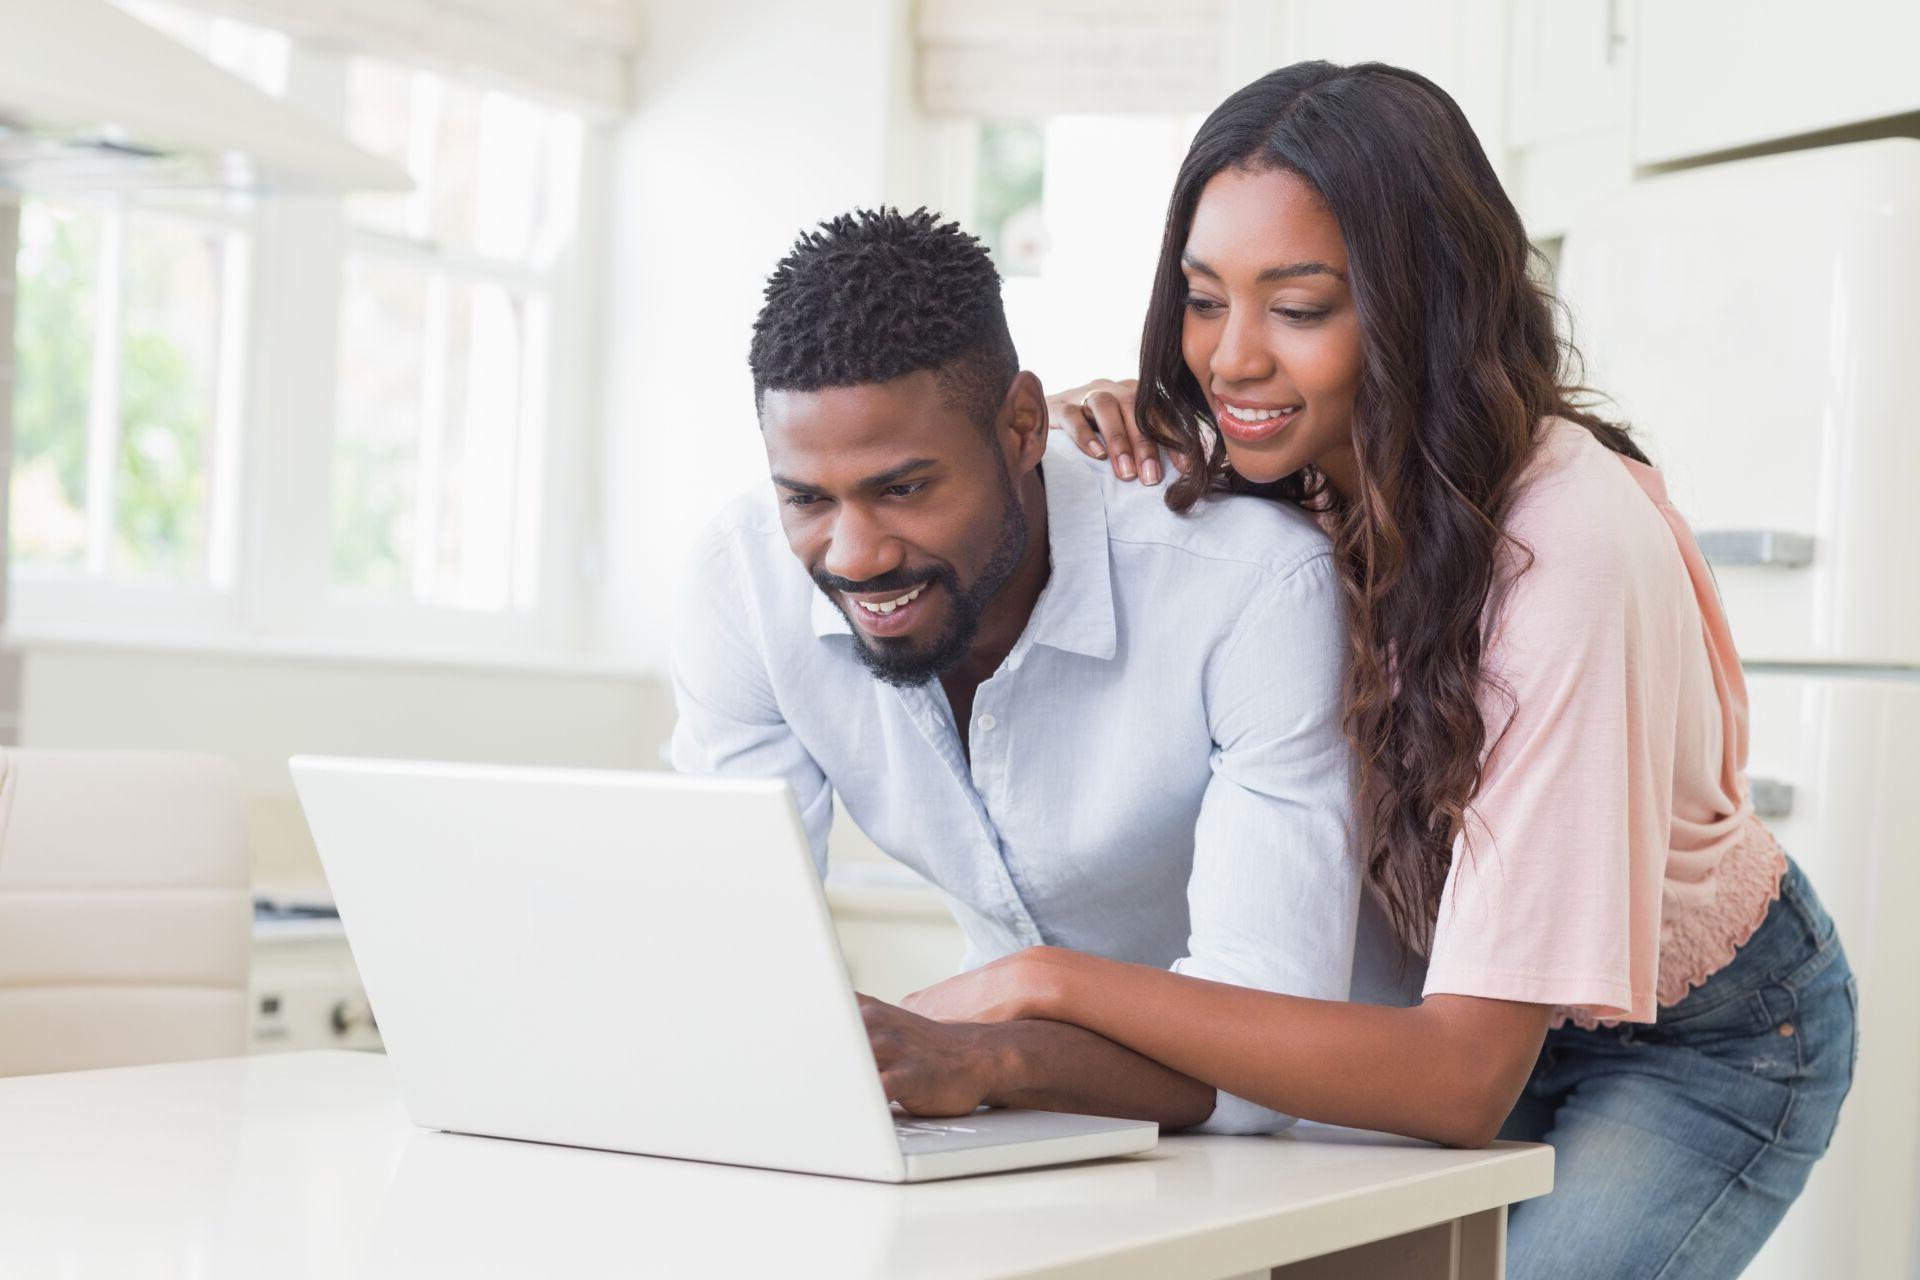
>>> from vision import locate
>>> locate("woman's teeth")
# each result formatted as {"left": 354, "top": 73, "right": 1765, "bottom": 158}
{"left": 856, "top": 584, "right": 925, "bottom": 615}
{"left": 1224, "top": 404, "right": 1300, "bottom": 423}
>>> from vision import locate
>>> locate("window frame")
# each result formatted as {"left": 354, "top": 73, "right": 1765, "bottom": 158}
{"left": 6, "top": 191, "right": 255, "bottom": 637}
{"left": 5, "top": 29, "right": 602, "bottom": 667}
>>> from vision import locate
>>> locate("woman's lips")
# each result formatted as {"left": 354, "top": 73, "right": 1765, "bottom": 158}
{"left": 848, "top": 582, "right": 933, "bottom": 637}
{"left": 1216, "top": 399, "right": 1302, "bottom": 444}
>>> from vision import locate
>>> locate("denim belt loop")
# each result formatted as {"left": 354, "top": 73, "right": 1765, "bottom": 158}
{"left": 1756, "top": 984, "right": 1794, "bottom": 1030}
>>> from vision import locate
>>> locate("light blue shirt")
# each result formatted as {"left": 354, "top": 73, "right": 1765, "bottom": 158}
{"left": 671, "top": 436, "right": 1371, "bottom": 1133}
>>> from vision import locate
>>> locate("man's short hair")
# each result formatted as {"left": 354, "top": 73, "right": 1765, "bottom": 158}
{"left": 749, "top": 207, "right": 1019, "bottom": 431}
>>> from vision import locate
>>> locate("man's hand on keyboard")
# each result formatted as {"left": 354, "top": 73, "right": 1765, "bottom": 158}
{"left": 858, "top": 994, "right": 1000, "bottom": 1118}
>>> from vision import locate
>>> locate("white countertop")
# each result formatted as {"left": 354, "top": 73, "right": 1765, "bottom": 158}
{"left": 0, "top": 1052, "right": 1552, "bottom": 1279}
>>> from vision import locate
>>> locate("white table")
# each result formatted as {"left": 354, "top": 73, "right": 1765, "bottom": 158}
{"left": 0, "top": 1052, "right": 1552, "bottom": 1279}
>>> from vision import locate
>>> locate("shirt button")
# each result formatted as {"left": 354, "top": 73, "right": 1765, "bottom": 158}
{"left": 977, "top": 714, "right": 998, "bottom": 732}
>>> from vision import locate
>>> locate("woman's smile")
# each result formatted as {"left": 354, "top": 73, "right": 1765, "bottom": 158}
{"left": 1214, "top": 395, "right": 1303, "bottom": 443}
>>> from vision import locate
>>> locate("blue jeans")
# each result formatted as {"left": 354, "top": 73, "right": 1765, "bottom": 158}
{"left": 1499, "top": 857, "right": 1857, "bottom": 1280}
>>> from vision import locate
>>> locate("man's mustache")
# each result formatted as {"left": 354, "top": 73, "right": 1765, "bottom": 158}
{"left": 812, "top": 567, "right": 952, "bottom": 596}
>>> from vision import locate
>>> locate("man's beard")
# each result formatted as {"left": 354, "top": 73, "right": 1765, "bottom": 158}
{"left": 813, "top": 460, "right": 1029, "bottom": 689}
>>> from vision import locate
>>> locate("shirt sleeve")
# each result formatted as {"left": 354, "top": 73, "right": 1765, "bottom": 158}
{"left": 668, "top": 532, "right": 835, "bottom": 877}
{"left": 1173, "top": 550, "right": 1361, "bottom": 1134}
{"left": 1419, "top": 506, "right": 1675, "bottom": 1024}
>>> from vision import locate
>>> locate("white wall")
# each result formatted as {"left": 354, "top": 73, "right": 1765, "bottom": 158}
{"left": 16, "top": 642, "right": 674, "bottom": 887}
{"left": 593, "top": 0, "right": 919, "bottom": 671}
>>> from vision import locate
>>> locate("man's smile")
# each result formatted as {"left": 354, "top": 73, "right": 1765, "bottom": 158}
{"left": 847, "top": 581, "right": 936, "bottom": 637}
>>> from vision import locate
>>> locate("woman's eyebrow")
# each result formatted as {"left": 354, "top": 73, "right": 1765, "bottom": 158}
{"left": 1182, "top": 252, "right": 1347, "bottom": 283}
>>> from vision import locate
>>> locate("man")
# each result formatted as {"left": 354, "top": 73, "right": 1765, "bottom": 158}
{"left": 671, "top": 207, "right": 1360, "bottom": 1132}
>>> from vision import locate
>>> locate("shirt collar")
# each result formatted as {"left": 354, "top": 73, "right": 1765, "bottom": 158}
{"left": 1022, "top": 446, "right": 1116, "bottom": 660}
{"left": 808, "top": 444, "right": 1116, "bottom": 660}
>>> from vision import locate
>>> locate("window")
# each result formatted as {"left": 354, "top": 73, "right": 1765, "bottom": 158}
{"left": 981, "top": 116, "right": 1199, "bottom": 392}
{"left": 12, "top": 198, "right": 246, "bottom": 587}
{"left": 7, "top": 3, "right": 594, "bottom": 658}
{"left": 334, "top": 59, "right": 581, "bottom": 613}
{"left": 974, "top": 122, "right": 1047, "bottom": 278}
{"left": 7, "top": 0, "right": 285, "bottom": 607}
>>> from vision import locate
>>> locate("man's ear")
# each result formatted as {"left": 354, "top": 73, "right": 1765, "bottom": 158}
{"left": 999, "top": 371, "right": 1050, "bottom": 471}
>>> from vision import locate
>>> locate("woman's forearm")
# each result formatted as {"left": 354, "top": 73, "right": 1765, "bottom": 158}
{"left": 1028, "top": 950, "right": 1550, "bottom": 1147}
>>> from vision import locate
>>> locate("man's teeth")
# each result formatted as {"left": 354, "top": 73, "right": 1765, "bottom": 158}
{"left": 856, "top": 584, "right": 926, "bottom": 615}
{"left": 1225, "top": 404, "right": 1300, "bottom": 421}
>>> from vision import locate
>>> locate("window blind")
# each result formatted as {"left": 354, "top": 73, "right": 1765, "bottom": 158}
{"left": 190, "top": 0, "right": 644, "bottom": 115}
{"left": 916, "top": 0, "right": 1225, "bottom": 118}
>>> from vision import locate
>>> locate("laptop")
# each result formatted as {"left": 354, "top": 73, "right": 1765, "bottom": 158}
{"left": 289, "top": 756, "right": 1158, "bottom": 1182}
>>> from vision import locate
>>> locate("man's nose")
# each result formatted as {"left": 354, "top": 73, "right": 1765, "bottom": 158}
{"left": 821, "top": 504, "right": 903, "bottom": 586}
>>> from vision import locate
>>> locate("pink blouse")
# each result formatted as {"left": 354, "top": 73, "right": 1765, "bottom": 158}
{"left": 1419, "top": 419, "right": 1786, "bottom": 1026}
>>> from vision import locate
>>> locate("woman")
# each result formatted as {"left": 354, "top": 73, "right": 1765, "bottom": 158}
{"left": 902, "top": 62, "right": 1855, "bottom": 1278}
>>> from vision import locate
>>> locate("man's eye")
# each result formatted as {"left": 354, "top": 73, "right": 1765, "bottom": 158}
{"left": 782, "top": 493, "right": 821, "bottom": 509}
{"left": 883, "top": 482, "right": 926, "bottom": 499}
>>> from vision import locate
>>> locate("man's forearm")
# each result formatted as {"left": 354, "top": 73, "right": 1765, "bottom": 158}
{"left": 979, "top": 1018, "right": 1217, "bottom": 1128}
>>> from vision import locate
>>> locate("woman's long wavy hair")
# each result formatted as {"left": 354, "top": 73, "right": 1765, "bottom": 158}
{"left": 1139, "top": 61, "right": 1645, "bottom": 952}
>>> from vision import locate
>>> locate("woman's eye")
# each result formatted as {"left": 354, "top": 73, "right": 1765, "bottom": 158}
{"left": 883, "top": 482, "right": 926, "bottom": 499}
{"left": 1184, "top": 295, "right": 1223, "bottom": 315}
{"left": 1276, "top": 307, "right": 1327, "bottom": 323}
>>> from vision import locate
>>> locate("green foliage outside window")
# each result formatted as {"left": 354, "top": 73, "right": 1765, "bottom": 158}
{"left": 10, "top": 208, "right": 95, "bottom": 569}
{"left": 114, "top": 328, "right": 208, "bottom": 577}
{"left": 11, "top": 202, "right": 214, "bottom": 579}
{"left": 331, "top": 436, "right": 413, "bottom": 591}
{"left": 976, "top": 121, "right": 1046, "bottom": 277}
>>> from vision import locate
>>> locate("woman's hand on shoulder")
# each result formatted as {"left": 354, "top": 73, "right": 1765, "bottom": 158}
{"left": 1047, "top": 378, "right": 1177, "bottom": 487}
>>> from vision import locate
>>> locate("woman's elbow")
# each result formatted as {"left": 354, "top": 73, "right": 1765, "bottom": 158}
{"left": 1431, "top": 1072, "right": 1530, "bottom": 1148}
{"left": 1415, "top": 997, "right": 1550, "bottom": 1148}
{"left": 1432, "top": 1108, "right": 1506, "bottom": 1149}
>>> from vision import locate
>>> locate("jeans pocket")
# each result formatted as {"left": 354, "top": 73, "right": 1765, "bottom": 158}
{"left": 1655, "top": 988, "right": 1777, "bottom": 1041}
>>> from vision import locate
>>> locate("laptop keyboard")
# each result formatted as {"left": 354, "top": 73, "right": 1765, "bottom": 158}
{"left": 893, "top": 1117, "right": 983, "bottom": 1151}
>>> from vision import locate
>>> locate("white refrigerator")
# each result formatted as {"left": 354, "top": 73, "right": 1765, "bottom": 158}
{"left": 1559, "top": 137, "right": 1920, "bottom": 1280}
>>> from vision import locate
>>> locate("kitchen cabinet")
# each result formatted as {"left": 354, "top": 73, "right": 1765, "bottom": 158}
{"left": 1509, "top": 0, "right": 1632, "bottom": 147}
{"left": 1277, "top": 0, "right": 1640, "bottom": 239}
{"left": 1558, "top": 136, "right": 1920, "bottom": 1278}
{"left": 1557, "top": 139, "right": 1920, "bottom": 666}
{"left": 1278, "top": 0, "right": 1511, "bottom": 178}
{"left": 1738, "top": 673, "right": 1920, "bottom": 1280}
{"left": 1633, "top": 0, "right": 1920, "bottom": 165}
{"left": 1506, "top": 0, "right": 1635, "bottom": 237}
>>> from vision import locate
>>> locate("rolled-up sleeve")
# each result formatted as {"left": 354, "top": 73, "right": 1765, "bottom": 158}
{"left": 668, "top": 532, "right": 834, "bottom": 875}
{"left": 1173, "top": 550, "right": 1359, "bottom": 1134}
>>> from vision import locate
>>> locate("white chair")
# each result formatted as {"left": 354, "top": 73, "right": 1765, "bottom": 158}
{"left": 0, "top": 749, "right": 249, "bottom": 1076}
